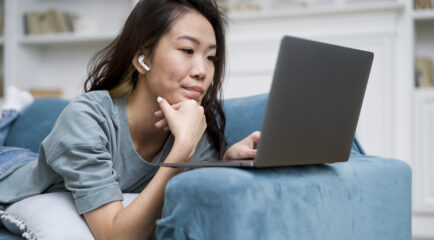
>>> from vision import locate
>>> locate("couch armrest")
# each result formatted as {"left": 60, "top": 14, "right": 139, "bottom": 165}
{"left": 156, "top": 156, "right": 411, "bottom": 240}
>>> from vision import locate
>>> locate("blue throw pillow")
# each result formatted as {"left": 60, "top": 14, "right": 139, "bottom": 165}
{"left": 5, "top": 98, "right": 69, "bottom": 153}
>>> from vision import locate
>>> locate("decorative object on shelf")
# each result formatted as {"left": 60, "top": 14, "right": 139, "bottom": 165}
{"left": 23, "top": 9, "right": 78, "bottom": 35}
{"left": 415, "top": 57, "right": 434, "bottom": 87}
{"left": 414, "top": 0, "right": 434, "bottom": 9}
{"left": 28, "top": 88, "right": 62, "bottom": 98}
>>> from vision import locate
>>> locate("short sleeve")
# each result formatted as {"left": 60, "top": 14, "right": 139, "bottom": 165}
{"left": 39, "top": 95, "right": 123, "bottom": 214}
{"left": 47, "top": 145, "right": 123, "bottom": 214}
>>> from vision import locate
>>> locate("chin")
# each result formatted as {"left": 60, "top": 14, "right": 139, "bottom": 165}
{"left": 164, "top": 91, "right": 202, "bottom": 105}
{"left": 165, "top": 95, "right": 189, "bottom": 105}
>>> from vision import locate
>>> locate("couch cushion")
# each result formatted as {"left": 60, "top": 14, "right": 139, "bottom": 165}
{"left": 5, "top": 98, "right": 69, "bottom": 153}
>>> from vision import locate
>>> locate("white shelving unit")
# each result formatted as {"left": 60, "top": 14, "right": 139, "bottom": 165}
{"left": 412, "top": 3, "right": 434, "bottom": 239}
{"left": 2, "top": 0, "right": 135, "bottom": 99}
{"left": 228, "top": 1, "right": 403, "bottom": 20}
{"left": 413, "top": 9, "right": 434, "bottom": 20}
{"left": 18, "top": 32, "right": 118, "bottom": 46}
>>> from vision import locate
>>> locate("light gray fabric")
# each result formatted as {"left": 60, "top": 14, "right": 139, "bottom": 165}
{"left": 1, "top": 192, "right": 138, "bottom": 240}
{"left": 0, "top": 91, "right": 218, "bottom": 214}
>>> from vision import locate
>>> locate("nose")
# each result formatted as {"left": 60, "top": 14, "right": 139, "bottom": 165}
{"left": 190, "top": 57, "right": 206, "bottom": 81}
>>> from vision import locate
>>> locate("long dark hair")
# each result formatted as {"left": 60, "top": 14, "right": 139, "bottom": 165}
{"left": 84, "top": 0, "right": 227, "bottom": 158}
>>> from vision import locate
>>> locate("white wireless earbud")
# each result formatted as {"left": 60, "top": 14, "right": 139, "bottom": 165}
{"left": 138, "top": 55, "right": 150, "bottom": 71}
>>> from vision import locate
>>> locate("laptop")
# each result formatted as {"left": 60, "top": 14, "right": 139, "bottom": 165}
{"left": 160, "top": 35, "right": 374, "bottom": 168}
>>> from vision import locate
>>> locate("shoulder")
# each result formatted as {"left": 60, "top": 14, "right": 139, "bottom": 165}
{"left": 67, "top": 91, "right": 114, "bottom": 117}
{"left": 57, "top": 90, "right": 121, "bottom": 126}
{"left": 74, "top": 90, "right": 113, "bottom": 107}
{"left": 41, "top": 91, "right": 121, "bottom": 155}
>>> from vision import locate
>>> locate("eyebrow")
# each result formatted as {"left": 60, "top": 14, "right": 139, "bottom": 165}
{"left": 177, "top": 35, "right": 217, "bottom": 49}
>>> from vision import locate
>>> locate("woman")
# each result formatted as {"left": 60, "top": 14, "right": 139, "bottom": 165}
{"left": 0, "top": 0, "right": 260, "bottom": 239}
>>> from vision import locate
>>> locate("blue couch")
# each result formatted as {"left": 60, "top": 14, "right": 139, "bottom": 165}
{"left": 0, "top": 94, "right": 411, "bottom": 240}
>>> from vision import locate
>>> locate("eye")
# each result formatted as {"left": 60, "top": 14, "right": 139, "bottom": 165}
{"left": 207, "top": 56, "right": 217, "bottom": 62}
{"left": 181, "top": 49, "right": 194, "bottom": 54}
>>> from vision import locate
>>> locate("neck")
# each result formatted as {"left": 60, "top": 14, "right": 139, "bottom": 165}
{"left": 126, "top": 81, "right": 168, "bottom": 146}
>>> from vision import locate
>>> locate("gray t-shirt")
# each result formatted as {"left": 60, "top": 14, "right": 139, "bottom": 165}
{"left": 0, "top": 91, "right": 219, "bottom": 214}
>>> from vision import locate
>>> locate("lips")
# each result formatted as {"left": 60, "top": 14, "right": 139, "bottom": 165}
{"left": 183, "top": 86, "right": 204, "bottom": 99}
{"left": 185, "top": 86, "right": 204, "bottom": 95}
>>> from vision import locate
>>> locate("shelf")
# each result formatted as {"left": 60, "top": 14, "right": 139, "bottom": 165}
{"left": 414, "top": 87, "right": 434, "bottom": 95}
{"left": 228, "top": 2, "right": 404, "bottom": 20}
{"left": 413, "top": 10, "right": 434, "bottom": 21}
{"left": 19, "top": 32, "right": 117, "bottom": 46}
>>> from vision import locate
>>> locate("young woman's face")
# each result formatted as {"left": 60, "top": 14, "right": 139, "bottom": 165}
{"left": 144, "top": 11, "right": 217, "bottom": 105}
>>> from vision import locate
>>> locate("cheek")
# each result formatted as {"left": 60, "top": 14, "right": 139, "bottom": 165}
{"left": 153, "top": 49, "right": 187, "bottom": 81}
{"left": 163, "top": 55, "right": 190, "bottom": 83}
{"left": 155, "top": 63, "right": 186, "bottom": 88}
{"left": 204, "top": 67, "right": 215, "bottom": 90}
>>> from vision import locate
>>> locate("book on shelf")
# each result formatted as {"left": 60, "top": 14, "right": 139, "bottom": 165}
{"left": 29, "top": 88, "right": 62, "bottom": 98}
{"left": 414, "top": 0, "right": 434, "bottom": 10}
{"left": 23, "top": 9, "right": 78, "bottom": 35}
{"left": 415, "top": 57, "right": 434, "bottom": 87}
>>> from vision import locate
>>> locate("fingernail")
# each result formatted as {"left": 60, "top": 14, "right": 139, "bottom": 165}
{"left": 157, "top": 96, "right": 163, "bottom": 103}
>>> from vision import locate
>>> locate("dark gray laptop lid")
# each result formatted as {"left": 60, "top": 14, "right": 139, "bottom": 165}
{"left": 254, "top": 36, "right": 373, "bottom": 167}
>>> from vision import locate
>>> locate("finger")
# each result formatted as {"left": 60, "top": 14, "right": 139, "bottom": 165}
{"left": 170, "top": 102, "right": 183, "bottom": 110}
{"left": 158, "top": 97, "right": 175, "bottom": 118}
{"left": 154, "top": 110, "right": 164, "bottom": 118}
{"left": 251, "top": 131, "right": 261, "bottom": 148}
{"left": 156, "top": 97, "right": 185, "bottom": 115}
{"left": 154, "top": 101, "right": 183, "bottom": 117}
{"left": 244, "top": 149, "right": 257, "bottom": 159}
{"left": 154, "top": 118, "right": 168, "bottom": 128}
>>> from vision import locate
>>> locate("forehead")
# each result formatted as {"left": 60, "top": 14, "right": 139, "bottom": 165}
{"left": 166, "top": 11, "right": 216, "bottom": 46}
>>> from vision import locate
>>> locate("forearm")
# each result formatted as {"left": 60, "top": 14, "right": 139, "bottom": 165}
{"left": 111, "top": 167, "right": 182, "bottom": 239}
{"left": 99, "top": 142, "right": 188, "bottom": 240}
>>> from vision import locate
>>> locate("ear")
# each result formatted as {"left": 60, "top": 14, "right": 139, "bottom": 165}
{"left": 132, "top": 51, "right": 150, "bottom": 74}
